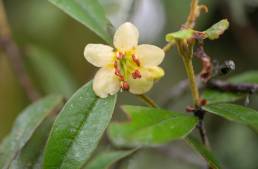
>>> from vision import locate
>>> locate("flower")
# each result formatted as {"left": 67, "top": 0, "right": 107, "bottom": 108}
{"left": 84, "top": 22, "right": 165, "bottom": 98}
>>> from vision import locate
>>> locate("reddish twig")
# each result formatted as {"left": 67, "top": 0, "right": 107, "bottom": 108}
{"left": 194, "top": 40, "right": 213, "bottom": 83}
{"left": 0, "top": 1, "right": 40, "bottom": 101}
{"left": 194, "top": 109, "right": 210, "bottom": 149}
{"left": 208, "top": 80, "right": 258, "bottom": 94}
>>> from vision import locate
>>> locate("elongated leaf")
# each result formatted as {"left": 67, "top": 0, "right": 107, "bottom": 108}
{"left": 84, "top": 149, "right": 135, "bottom": 169}
{"left": 203, "top": 71, "right": 258, "bottom": 104}
{"left": 203, "top": 89, "right": 243, "bottom": 104}
{"left": 204, "top": 19, "right": 229, "bottom": 40}
{"left": 186, "top": 136, "right": 222, "bottom": 169}
{"left": 9, "top": 118, "right": 54, "bottom": 169}
{"left": 43, "top": 81, "right": 117, "bottom": 169}
{"left": 0, "top": 95, "right": 64, "bottom": 169}
{"left": 108, "top": 106, "right": 198, "bottom": 147}
{"left": 26, "top": 46, "right": 77, "bottom": 97}
{"left": 49, "top": 0, "right": 114, "bottom": 43}
{"left": 203, "top": 103, "right": 258, "bottom": 131}
{"left": 229, "top": 71, "right": 258, "bottom": 84}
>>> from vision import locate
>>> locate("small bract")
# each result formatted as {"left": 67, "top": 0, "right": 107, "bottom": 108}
{"left": 84, "top": 22, "right": 165, "bottom": 98}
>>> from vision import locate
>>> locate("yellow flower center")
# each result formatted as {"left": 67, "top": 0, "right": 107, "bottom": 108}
{"left": 113, "top": 50, "right": 142, "bottom": 90}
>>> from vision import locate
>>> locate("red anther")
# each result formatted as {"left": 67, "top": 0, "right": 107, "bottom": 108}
{"left": 114, "top": 61, "right": 118, "bottom": 68}
{"left": 114, "top": 68, "right": 124, "bottom": 81}
{"left": 121, "top": 81, "right": 129, "bottom": 90}
{"left": 132, "top": 54, "right": 140, "bottom": 66}
{"left": 132, "top": 69, "right": 141, "bottom": 79}
{"left": 116, "top": 52, "right": 124, "bottom": 59}
{"left": 115, "top": 69, "right": 120, "bottom": 76}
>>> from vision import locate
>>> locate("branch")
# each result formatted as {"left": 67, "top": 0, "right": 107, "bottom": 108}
{"left": 0, "top": 1, "right": 40, "bottom": 101}
{"left": 194, "top": 109, "right": 210, "bottom": 149}
{"left": 194, "top": 40, "right": 213, "bottom": 82}
{"left": 163, "top": 41, "right": 175, "bottom": 53}
{"left": 182, "top": 0, "right": 208, "bottom": 29}
{"left": 208, "top": 80, "right": 258, "bottom": 94}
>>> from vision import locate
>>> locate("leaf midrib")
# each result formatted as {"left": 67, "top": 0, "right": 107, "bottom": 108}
{"left": 59, "top": 96, "right": 98, "bottom": 169}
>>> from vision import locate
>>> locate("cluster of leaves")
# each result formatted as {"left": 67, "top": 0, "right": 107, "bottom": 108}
{"left": 1, "top": 0, "right": 258, "bottom": 169}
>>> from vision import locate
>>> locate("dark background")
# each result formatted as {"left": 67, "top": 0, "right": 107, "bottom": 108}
{"left": 1, "top": 0, "right": 258, "bottom": 168}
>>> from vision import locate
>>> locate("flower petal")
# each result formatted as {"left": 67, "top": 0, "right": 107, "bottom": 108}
{"left": 136, "top": 44, "right": 165, "bottom": 66}
{"left": 84, "top": 44, "right": 114, "bottom": 67}
{"left": 145, "top": 66, "right": 165, "bottom": 80}
{"left": 113, "top": 22, "right": 139, "bottom": 51}
{"left": 128, "top": 68, "right": 154, "bottom": 94}
{"left": 93, "top": 67, "right": 120, "bottom": 98}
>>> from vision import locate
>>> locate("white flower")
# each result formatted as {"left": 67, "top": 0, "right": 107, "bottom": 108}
{"left": 84, "top": 22, "right": 165, "bottom": 98}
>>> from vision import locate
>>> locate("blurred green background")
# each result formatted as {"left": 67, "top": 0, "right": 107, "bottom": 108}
{"left": 1, "top": 0, "right": 258, "bottom": 168}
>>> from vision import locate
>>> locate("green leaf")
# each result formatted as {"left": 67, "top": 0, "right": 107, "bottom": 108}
{"left": 186, "top": 136, "right": 222, "bottom": 169}
{"left": 43, "top": 81, "right": 117, "bottom": 169}
{"left": 203, "top": 89, "right": 243, "bottom": 104}
{"left": 84, "top": 149, "right": 135, "bottom": 169}
{"left": 108, "top": 106, "right": 198, "bottom": 147}
{"left": 165, "top": 29, "right": 195, "bottom": 42}
{"left": 0, "top": 95, "right": 64, "bottom": 169}
{"left": 229, "top": 71, "right": 258, "bottom": 84}
{"left": 9, "top": 118, "right": 54, "bottom": 169}
{"left": 204, "top": 19, "right": 229, "bottom": 40}
{"left": 26, "top": 46, "right": 77, "bottom": 97}
{"left": 203, "top": 103, "right": 258, "bottom": 131}
{"left": 203, "top": 71, "right": 258, "bottom": 104}
{"left": 49, "top": 0, "right": 114, "bottom": 43}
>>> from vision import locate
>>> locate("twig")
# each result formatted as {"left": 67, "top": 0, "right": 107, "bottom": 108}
{"left": 194, "top": 109, "right": 210, "bottom": 149}
{"left": 182, "top": 0, "right": 208, "bottom": 29}
{"left": 163, "top": 41, "right": 175, "bottom": 53}
{"left": 194, "top": 40, "right": 213, "bottom": 82}
{"left": 183, "top": 0, "right": 199, "bottom": 29}
{"left": 137, "top": 94, "right": 158, "bottom": 108}
{"left": 208, "top": 80, "right": 258, "bottom": 94}
{"left": 0, "top": 1, "right": 40, "bottom": 101}
{"left": 195, "top": 110, "right": 212, "bottom": 169}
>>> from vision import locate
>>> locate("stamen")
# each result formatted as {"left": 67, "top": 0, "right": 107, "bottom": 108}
{"left": 121, "top": 81, "right": 129, "bottom": 90}
{"left": 114, "top": 61, "right": 118, "bottom": 68}
{"left": 132, "top": 54, "right": 140, "bottom": 66}
{"left": 115, "top": 69, "right": 124, "bottom": 81}
{"left": 114, "top": 61, "right": 124, "bottom": 81}
{"left": 132, "top": 69, "right": 141, "bottom": 79}
{"left": 116, "top": 52, "right": 124, "bottom": 59}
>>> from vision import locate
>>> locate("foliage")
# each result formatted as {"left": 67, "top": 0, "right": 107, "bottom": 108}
{"left": 108, "top": 106, "right": 198, "bottom": 147}
{"left": 1, "top": 0, "right": 258, "bottom": 169}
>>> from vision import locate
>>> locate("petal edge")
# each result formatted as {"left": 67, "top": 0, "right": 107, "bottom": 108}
{"left": 113, "top": 22, "right": 139, "bottom": 51}
{"left": 84, "top": 44, "right": 114, "bottom": 67}
{"left": 136, "top": 44, "right": 165, "bottom": 66}
{"left": 93, "top": 67, "right": 120, "bottom": 98}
